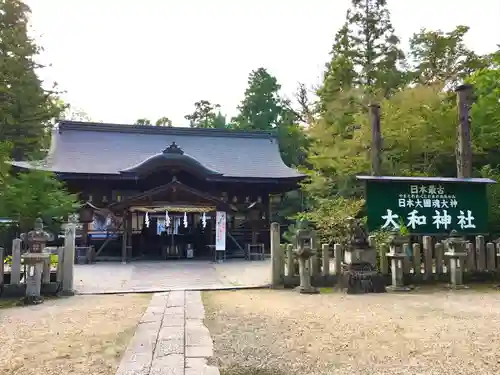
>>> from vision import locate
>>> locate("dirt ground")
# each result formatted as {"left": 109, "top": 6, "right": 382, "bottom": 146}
{"left": 0, "top": 294, "right": 151, "bottom": 375}
{"left": 203, "top": 288, "right": 500, "bottom": 375}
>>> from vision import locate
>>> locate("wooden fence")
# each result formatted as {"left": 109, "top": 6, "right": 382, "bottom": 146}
{"left": 0, "top": 240, "right": 66, "bottom": 297}
{"left": 280, "top": 235, "right": 500, "bottom": 287}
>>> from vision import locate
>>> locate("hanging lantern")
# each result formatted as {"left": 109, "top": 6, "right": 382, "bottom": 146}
{"left": 201, "top": 212, "right": 207, "bottom": 228}
{"left": 183, "top": 212, "right": 188, "bottom": 228}
{"left": 165, "top": 211, "right": 171, "bottom": 228}
{"left": 145, "top": 212, "right": 150, "bottom": 228}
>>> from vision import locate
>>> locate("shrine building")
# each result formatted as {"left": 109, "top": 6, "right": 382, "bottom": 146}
{"left": 10, "top": 121, "right": 303, "bottom": 261}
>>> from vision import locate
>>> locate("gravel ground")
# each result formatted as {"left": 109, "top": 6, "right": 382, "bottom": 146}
{"left": 203, "top": 288, "right": 500, "bottom": 375}
{"left": 0, "top": 294, "right": 151, "bottom": 375}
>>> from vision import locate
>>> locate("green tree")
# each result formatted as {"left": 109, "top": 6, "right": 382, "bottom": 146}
{"left": 155, "top": 116, "right": 173, "bottom": 127}
{"left": 211, "top": 112, "right": 227, "bottom": 129}
{"left": 184, "top": 100, "right": 221, "bottom": 128}
{"left": 2, "top": 169, "right": 78, "bottom": 232}
{"left": 318, "top": 0, "right": 406, "bottom": 109}
{"left": 136, "top": 118, "right": 152, "bottom": 125}
{"left": 232, "top": 68, "right": 284, "bottom": 131}
{"left": 408, "top": 25, "right": 489, "bottom": 88}
{"left": 0, "top": 0, "right": 65, "bottom": 160}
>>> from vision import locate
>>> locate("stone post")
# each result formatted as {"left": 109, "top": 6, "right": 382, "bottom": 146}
{"left": 11, "top": 238, "right": 22, "bottom": 285}
{"left": 61, "top": 222, "right": 77, "bottom": 295}
{"left": 0, "top": 247, "right": 4, "bottom": 286}
{"left": 294, "top": 229, "right": 319, "bottom": 294}
{"left": 386, "top": 234, "right": 411, "bottom": 292}
{"left": 286, "top": 244, "right": 294, "bottom": 277}
{"left": 444, "top": 230, "right": 468, "bottom": 289}
{"left": 270, "top": 222, "right": 283, "bottom": 288}
{"left": 333, "top": 244, "right": 342, "bottom": 277}
{"left": 322, "top": 244, "right": 330, "bottom": 277}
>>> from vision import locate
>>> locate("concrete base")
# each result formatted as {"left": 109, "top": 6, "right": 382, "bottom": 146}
{"left": 386, "top": 285, "right": 412, "bottom": 292}
{"left": 295, "top": 286, "right": 320, "bottom": 294}
{"left": 58, "top": 290, "right": 75, "bottom": 297}
{"left": 24, "top": 295, "right": 44, "bottom": 305}
{"left": 447, "top": 284, "right": 469, "bottom": 290}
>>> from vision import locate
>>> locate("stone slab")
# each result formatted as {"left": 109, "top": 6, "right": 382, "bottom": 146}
{"left": 186, "top": 345, "right": 213, "bottom": 358}
{"left": 150, "top": 354, "right": 184, "bottom": 375}
{"left": 155, "top": 339, "right": 184, "bottom": 357}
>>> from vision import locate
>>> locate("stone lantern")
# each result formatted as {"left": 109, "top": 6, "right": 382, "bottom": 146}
{"left": 386, "top": 229, "right": 411, "bottom": 292}
{"left": 444, "top": 230, "right": 468, "bottom": 289}
{"left": 20, "top": 218, "right": 54, "bottom": 304}
{"left": 293, "top": 229, "right": 319, "bottom": 294}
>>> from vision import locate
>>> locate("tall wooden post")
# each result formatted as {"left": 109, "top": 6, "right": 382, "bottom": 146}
{"left": 369, "top": 103, "right": 382, "bottom": 176}
{"left": 455, "top": 84, "right": 473, "bottom": 178}
{"left": 121, "top": 211, "right": 127, "bottom": 264}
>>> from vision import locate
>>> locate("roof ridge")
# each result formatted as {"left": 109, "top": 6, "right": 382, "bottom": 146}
{"left": 56, "top": 120, "right": 276, "bottom": 139}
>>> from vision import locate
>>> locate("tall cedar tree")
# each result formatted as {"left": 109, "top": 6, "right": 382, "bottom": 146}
{"left": 318, "top": 0, "right": 405, "bottom": 112}
{"left": 0, "top": 0, "right": 64, "bottom": 160}
{"left": 232, "top": 67, "right": 308, "bottom": 167}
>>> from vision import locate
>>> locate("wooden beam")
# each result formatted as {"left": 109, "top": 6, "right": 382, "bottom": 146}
{"left": 455, "top": 84, "right": 473, "bottom": 178}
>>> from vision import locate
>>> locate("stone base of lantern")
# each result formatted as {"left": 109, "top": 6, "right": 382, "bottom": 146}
{"left": 24, "top": 295, "right": 44, "bottom": 305}
{"left": 386, "top": 285, "right": 412, "bottom": 292}
{"left": 295, "top": 285, "right": 320, "bottom": 294}
{"left": 446, "top": 284, "right": 469, "bottom": 290}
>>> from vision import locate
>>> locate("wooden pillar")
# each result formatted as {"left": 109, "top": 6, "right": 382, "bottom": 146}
{"left": 455, "top": 84, "right": 473, "bottom": 178}
{"left": 127, "top": 211, "right": 133, "bottom": 260}
{"left": 369, "top": 103, "right": 382, "bottom": 176}
{"left": 121, "top": 211, "right": 127, "bottom": 264}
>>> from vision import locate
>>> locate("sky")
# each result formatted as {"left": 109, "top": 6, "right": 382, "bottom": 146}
{"left": 24, "top": 0, "right": 500, "bottom": 126}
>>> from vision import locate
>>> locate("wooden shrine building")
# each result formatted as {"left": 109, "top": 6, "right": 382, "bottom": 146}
{"left": 11, "top": 121, "right": 303, "bottom": 261}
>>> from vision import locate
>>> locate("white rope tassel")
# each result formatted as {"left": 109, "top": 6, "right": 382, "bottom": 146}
{"left": 201, "top": 212, "right": 207, "bottom": 228}
{"left": 145, "top": 212, "right": 150, "bottom": 228}
{"left": 165, "top": 210, "right": 171, "bottom": 228}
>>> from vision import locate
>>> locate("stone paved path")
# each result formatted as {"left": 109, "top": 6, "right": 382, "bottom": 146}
{"left": 74, "top": 260, "right": 270, "bottom": 294}
{"left": 116, "top": 290, "right": 219, "bottom": 375}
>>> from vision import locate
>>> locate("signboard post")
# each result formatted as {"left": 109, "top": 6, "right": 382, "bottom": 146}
{"left": 357, "top": 176, "right": 495, "bottom": 235}
{"left": 215, "top": 211, "right": 226, "bottom": 262}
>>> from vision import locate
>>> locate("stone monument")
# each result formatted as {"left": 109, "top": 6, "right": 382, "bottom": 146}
{"left": 444, "top": 230, "right": 468, "bottom": 289}
{"left": 340, "top": 217, "right": 385, "bottom": 293}
{"left": 20, "top": 218, "right": 54, "bottom": 304}
{"left": 293, "top": 229, "right": 319, "bottom": 294}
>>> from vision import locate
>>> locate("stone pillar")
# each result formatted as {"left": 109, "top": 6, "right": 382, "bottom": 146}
{"left": 333, "top": 244, "right": 342, "bottom": 277}
{"left": 0, "top": 247, "right": 4, "bottom": 286}
{"left": 322, "top": 244, "right": 330, "bottom": 277}
{"left": 386, "top": 235, "right": 411, "bottom": 292}
{"left": 61, "top": 222, "right": 76, "bottom": 295}
{"left": 11, "top": 238, "right": 22, "bottom": 285}
{"left": 270, "top": 222, "right": 283, "bottom": 287}
{"left": 42, "top": 257, "right": 51, "bottom": 284}
{"left": 445, "top": 230, "right": 468, "bottom": 289}
{"left": 286, "top": 244, "right": 294, "bottom": 277}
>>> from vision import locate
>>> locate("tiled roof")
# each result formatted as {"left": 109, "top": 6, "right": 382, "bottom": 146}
{"left": 11, "top": 121, "right": 303, "bottom": 180}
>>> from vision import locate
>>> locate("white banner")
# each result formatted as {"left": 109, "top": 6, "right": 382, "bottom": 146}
{"left": 215, "top": 211, "right": 226, "bottom": 251}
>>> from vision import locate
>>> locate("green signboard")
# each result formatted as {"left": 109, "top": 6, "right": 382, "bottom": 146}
{"left": 359, "top": 176, "right": 494, "bottom": 235}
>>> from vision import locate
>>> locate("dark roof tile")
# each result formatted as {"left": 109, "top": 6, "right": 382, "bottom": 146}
{"left": 12, "top": 121, "right": 303, "bottom": 179}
